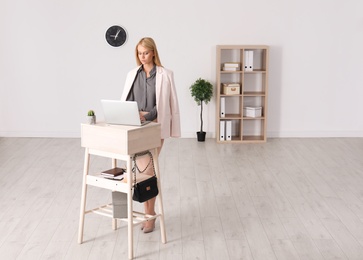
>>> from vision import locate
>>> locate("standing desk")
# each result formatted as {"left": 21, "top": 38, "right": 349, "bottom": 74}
{"left": 78, "top": 122, "right": 166, "bottom": 259}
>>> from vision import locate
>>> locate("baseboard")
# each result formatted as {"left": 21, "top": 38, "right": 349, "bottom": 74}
{"left": 267, "top": 130, "right": 363, "bottom": 138}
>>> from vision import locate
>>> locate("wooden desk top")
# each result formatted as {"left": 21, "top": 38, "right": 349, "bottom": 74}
{"left": 81, "top": 122, "right": 161, "bottom": 155}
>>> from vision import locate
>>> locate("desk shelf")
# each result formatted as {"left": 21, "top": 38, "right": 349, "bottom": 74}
{"left": 86, "top": 174, "right": 151, "bottom": 193}
{"left": 85, "top": 203, "right": 160, "bottom": 226}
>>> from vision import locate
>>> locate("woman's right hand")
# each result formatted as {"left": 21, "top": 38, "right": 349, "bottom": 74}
{"left": 139, "top": 111, "right": 148, "bottom": 122}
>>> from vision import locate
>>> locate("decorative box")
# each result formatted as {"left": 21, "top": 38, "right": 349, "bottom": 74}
{"left": 223, "top": 83, "right": 240, "bottom": 95}
{"left": 243, "top": 107, "right": 262, "bottom": 117}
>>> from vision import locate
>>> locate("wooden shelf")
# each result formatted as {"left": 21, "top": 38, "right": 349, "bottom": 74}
{"left": 220, "top": 94, "right": 243, "bottom": 97}
{"left": 244, "top": 70, "right": 266, "bottom": 73}
{"left": 243, "top": 117, "right": 265, "bottom": 120}
{"left": 242, "top": 135, "right": 265, "bottom": 141}
{"left": 216, "top": 45, "right": 269, "bottom": 144}
{"left": 243, "top": 91, "right": 265, "bottom": 96}
{"left": 220, "top": 71, "right": 243, "bottom": 74}
{"left": 223, "top": 113, "right": 242, "bottom": 119}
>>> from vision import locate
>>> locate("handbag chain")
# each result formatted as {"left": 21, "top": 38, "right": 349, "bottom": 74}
{"left": 132, "top": 151, "right": 156, "bottom": 185}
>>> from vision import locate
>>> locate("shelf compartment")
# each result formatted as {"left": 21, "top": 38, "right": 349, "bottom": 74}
{"left": 220, "top": 74, "right": 241, "bottom": 88}
{"left": 242, "top": 119, "right": 265, "bottom": 141}
{"left": 223, "top": 96, "right": 242, "bottom": 116}
{"left": 219, "top": 119, "right": 242, "bottom": 142}
{"left": 230, "top": 119, "right": 242, "bottom": 140}
{"left": 220, "top": 49, "right": 242, "bottom": 65}
{"left": 243, "top": 96, "right": 265, "bottom": 115}
{"left": 244, "top": 73, "right": 266, "bottom": 93}
{"left": 244, "top": 48, "right": 268, "bottom": 71}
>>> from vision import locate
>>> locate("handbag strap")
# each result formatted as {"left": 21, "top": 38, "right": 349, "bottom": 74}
{"left": 132, "top": 151, "right": 156, "bottom": 185}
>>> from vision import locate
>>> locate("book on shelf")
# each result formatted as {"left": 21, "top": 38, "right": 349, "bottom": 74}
{"left": 223, "top": 62, "right": 240, "bottom": 68}
{"left": 222, "top": 66, "right": 239, "bottom": 71}
{"left": 101, "top": 167, "right": 125, "bottom": 178}
{"left": 103, "top": 174, "right": 124, "bottom": 180}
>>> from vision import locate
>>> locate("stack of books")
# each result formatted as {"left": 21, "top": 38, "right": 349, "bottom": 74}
{"left": 101, "top": 167, "right": 125, "bottom": 180}
{"left": 222, "top": 62, "right": 240, "bottom": 71}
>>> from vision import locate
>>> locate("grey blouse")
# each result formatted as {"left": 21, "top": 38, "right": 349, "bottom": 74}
{"left": 126, "top": 65, "right": 157, "bottom": 121}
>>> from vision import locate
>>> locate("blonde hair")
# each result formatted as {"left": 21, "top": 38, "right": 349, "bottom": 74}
{"left": 135, "top": 37, "right": 163, "bottom": 67}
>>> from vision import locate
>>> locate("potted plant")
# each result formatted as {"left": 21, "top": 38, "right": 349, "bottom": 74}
{"left": 190, "top": 78, "right": 213, "bottom": 142}
{"left": 87, "top": 110, "right": 96, "bottom": 124}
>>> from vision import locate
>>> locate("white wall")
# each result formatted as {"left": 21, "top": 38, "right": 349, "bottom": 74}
{"left": 1, "top": 0, "right": 363, "bottom": 138}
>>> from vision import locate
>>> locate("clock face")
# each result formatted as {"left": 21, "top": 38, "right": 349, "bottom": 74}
{"left": 105, "top": 25, "right": 127, "bottom": 47}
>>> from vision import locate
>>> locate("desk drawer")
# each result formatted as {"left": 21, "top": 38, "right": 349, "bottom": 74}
{"left": 81, "top": 123, "right": 161, "bottom": 155}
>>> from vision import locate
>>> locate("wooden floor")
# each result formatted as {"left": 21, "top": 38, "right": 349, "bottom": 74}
{"left": 1, "top": 137, "right": 363, "bottom": 260}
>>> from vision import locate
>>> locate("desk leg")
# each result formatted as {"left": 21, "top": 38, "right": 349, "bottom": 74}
{"left": 78, "top": 148, "right": 90, "bottom": 244}
{"left": 112, "top": 158, "right": 117, "bottom": 231}
{"left": 153, "top": 148, "right": 167, "bottom": 244}
{"left": 127, "top": 156, "right": 134, "bottom": 260}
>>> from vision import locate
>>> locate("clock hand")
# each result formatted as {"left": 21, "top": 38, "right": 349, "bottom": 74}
{"left": 114, "top": 29, "right": 121, "bottom": 40}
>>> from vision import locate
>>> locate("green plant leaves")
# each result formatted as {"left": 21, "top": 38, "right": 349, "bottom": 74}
{"left": 190, "top": 78, "right": 213, "bottom": 106}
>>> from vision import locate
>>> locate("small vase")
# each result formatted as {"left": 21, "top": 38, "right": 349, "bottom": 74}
{"left": 87, "top": 115, "right": 96, "bottom": 125}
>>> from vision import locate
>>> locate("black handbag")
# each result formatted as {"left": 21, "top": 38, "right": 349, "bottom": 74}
{"left": 132, "top": 151, "right": 159, "bottom": 203}
{"left": 133, "top": 175, "right": 159, "bottom": 203}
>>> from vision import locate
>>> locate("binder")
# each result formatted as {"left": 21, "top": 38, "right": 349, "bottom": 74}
{"left": 244, "top": 51, "right": 249, "bottom": 71}
{"left": 248, "top": 50, "right": 254, "bottom": 71}
{"left": 226, "top": 121, "right": 232, "bottom": 141}
{"left": 219, "top": 121, "right": 225, "bottom": 141}
{"left": 220, "top": 97, "right": 225, "bottom": 118}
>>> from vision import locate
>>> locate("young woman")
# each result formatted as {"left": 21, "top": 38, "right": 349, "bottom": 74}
{"left": 121, "top": 37, "right": 180, "bottom": 233}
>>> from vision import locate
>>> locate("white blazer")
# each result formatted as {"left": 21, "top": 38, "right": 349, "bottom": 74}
{"left": 121, "top": 65, "right": 181, "bottom": 139}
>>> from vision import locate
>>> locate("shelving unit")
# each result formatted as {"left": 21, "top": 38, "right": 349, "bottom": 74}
{"left": 216, "top": 45, "right": 269, "bottom": 143}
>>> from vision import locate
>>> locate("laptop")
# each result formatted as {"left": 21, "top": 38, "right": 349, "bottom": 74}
{"left": 101, "top": 100, "right": 150, "bottom": 126}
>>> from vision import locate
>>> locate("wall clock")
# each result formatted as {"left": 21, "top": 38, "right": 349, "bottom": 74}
{"left": 105, "top": 25, "right": 127, "bottom": 47}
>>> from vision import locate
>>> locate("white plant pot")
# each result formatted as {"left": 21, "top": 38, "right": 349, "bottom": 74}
{"left": 87, "top": 115, "right": 96, "bottom": 124}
